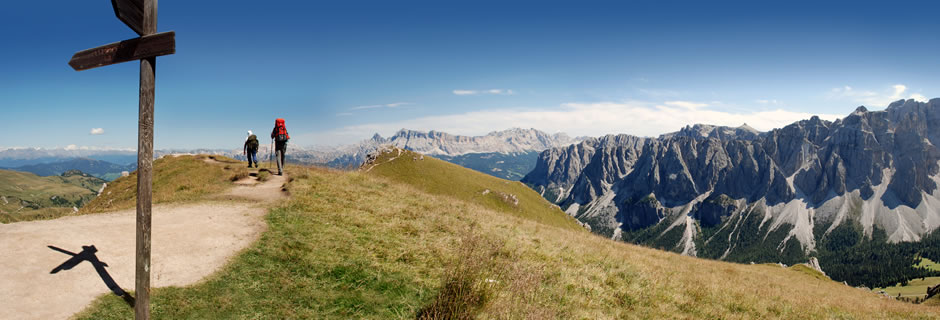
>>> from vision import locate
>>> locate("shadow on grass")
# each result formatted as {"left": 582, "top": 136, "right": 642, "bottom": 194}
{"left": 48, "top": 245, "right": 135, "bottom": 307}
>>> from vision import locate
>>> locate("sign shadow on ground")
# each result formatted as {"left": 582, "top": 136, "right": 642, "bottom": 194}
{"left": 48, "top": 245, "right": 136, "bottom": 307}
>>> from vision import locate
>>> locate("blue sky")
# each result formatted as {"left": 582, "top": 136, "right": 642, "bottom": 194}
{"left": 2, "top": 1, "right": 938, "bottom": 149}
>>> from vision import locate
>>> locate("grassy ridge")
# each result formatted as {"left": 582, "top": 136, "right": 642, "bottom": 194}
{"left": 788, "top": 264, "right": 831, "bottom": 282}
{"left": 81, "top": 155, "right": 248, "bottom": 214}
{"left": 364, "top": 148, "right": 582, "bottom": 231}
{"left": 78, "top": 161, "right": 939, "bottom": 319}
{"left": 0, "top": 169, "right": 104, "bottom": 223}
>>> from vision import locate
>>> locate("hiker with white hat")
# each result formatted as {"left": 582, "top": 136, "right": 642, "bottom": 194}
{"left": 243, "top": 130, "right": 260, "bottom": 168}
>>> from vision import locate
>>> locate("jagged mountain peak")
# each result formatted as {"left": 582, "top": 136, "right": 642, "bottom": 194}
{"left": 301, "top": 128, "right": 587, "bottom": 169}
{"left": 660, "top": 123, "right": 762, "bottom": 141}
{"left": 524, "top": 98, "right": 940, "bottom": 261}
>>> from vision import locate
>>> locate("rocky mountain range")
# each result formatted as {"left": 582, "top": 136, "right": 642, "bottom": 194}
{"left": 523, "top": 99, "right": 940, "bottom": 263}
{"left": 290, "top": 128, "right": 584, "bottom": 168}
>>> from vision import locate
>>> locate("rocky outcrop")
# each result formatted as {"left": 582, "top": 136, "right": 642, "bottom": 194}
{"left": 928, "top": 283, "right": 940, "bottom": 300}
{"left": 805, "top": 257, "right": 827, "bottom": 277}
{"left": 523, "top": 99, "right": 940, "bottom": 256}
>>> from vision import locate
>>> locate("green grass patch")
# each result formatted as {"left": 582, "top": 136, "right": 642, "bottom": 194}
{"left": 916, "top": 257, "right": 940, "bottom": 272}
{"left": 875, "top": 277, "right": 940, "bottom": 299}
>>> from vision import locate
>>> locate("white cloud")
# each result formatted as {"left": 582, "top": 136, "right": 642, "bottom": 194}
{"left": 335, "top": 112, "right": 354, "bottom": 117}
{"left": 891, "top": 84, "right": 907, "bottom": 100}
{"left": 349, "top": 102, "right": 410, "bottom": 110}
{"left": 302, "top": 100, "right": 844, "bottom": 145}
{"left": 90, "top": 128, "right": 104, "bottom": 135}
{"left": 453, "top": 89, "right": 514, "bottom": 96}
{"left": 829, "top": 84, "right": 929, "bottom": 107}
{"left": 65, "top": 144, "right": 78, "bottom": 150}
{"left": 910, "top": 93, "right": 929, "bottom": 103}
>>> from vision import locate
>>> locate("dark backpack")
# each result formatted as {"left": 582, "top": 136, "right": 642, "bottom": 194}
{"left": 274, "top": 118, "right": 290, "bottom": 142}
{"left": 247, "top": 134, "right": 259, "bottom": 150}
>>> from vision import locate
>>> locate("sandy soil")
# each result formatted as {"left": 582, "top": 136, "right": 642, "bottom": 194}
{"left": 0, "top": 170, "right": 286, "bottom": 319}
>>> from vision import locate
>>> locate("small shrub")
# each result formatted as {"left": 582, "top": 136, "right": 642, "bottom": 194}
{"left": 417, "top": 229, "right": 505, "bottom": 319}
{"left": 257, "top": 171, "right": 271, "bottom": 182}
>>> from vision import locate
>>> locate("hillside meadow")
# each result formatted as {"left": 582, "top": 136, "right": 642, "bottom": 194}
{"left": 0, "top": 169, "right": 104, "bottom": 223}
{"left": 76, "top": 151, "right": 939, "bottom": 319}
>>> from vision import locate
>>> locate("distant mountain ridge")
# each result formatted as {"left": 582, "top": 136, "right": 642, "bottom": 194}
{"left": 0, "top": 148, "right": 137, "bottom": 167}
{"left": 524, "top": 98, "right": 940, "bottom": 258}
{"left": 7, "top": 158, "right": 135, "bottom": 181}
{"left": 372, "top": 128, "right": 581, "bottom": 156}
{"left": 291, "top": 128, "right": 585, "bottom": 169}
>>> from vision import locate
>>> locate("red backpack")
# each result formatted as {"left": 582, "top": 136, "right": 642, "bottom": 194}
{"left": 274, "top": 118, "right": 290, "bottom": 142}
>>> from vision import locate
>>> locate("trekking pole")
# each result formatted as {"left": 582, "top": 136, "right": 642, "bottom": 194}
{"left": 269, "top": 140, "right": 274, "bottom": 169}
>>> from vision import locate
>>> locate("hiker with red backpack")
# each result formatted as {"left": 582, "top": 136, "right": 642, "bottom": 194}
{"left": 270, "top": 118, "right": 290, "bottom": 175}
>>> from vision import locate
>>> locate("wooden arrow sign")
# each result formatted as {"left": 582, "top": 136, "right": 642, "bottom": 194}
{"left": 112, "top": 0, "right": 145, "bottom": 36}
{"left": 68, "top": 31, "right": 175, "bottom": 71}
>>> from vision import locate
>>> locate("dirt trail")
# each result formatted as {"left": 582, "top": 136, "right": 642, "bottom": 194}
{"left": 0, "top": 169, "right": 286, "bottom": 320}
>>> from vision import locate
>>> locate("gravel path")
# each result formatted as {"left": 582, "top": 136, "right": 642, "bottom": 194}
{"left": 0, "top": 171, "right": 286, "bottom": 319}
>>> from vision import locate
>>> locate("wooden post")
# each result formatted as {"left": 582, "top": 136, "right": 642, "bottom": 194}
{"left": 69, "top": 1, "right": 173, "bottom": 318}
{"left": 135, "top": 1, "right": 157, "bottom": 319}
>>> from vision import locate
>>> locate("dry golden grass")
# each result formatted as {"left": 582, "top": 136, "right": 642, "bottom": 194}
{"left": 365, "top": 148, "right": 582, "bottom": 231}
{"left": 81, "top": 155, "right": 250, "bottom": 214}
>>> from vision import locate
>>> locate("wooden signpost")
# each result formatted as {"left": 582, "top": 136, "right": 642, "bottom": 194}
{"left": 69, "top": 0, "right": 174, "bottom": 318}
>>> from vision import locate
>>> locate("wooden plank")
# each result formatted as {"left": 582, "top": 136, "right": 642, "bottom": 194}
{"left": 136, "top": 1, "right": 157, "bottom": 319}
{"left": 68, "top": 32, "right": 174, "bottom": 71}
{"left": 111, "top": 0, "right": 144, "bottom": 36}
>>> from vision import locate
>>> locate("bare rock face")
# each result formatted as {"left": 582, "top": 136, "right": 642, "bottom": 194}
{"left": 523, "top": 99, "right": 940, "bottom": 257}
{"left": 312, "top": 128, "right": 585, "bottom": 168}
{"left": 378, "top": 128, "right": 582, "bottom": 156}
{"left": 928, "top": 283, "right": 940, "bottom": 299}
